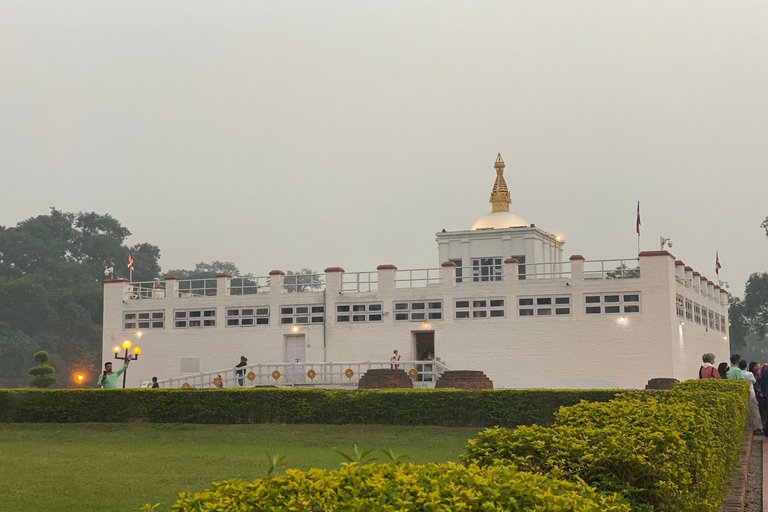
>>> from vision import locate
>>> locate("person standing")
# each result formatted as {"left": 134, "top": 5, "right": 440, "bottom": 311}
{"left": 698, "top": 353, "right": 720, "bottom": 379}
{"left": 151, "top": 377, "right": 159, "bottom": 389}
{"left": 235, "top": 356, "right": 248, "bottom": 387}
{"left": 717, "top": 362, "right": 729, "bottom": 380}
{"left": 741, "top": 360, "right": 763, "bottom": 434}
{"left": 390, "top": 350, "right": 400, "bottom": 369}
{"left": 728, "top": 354, "right": 743, "bottom": 380}
{"left": 96, "top": 355, "right": 132, "bottom": 388}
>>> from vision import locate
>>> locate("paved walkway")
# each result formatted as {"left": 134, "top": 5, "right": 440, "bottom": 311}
{"left": 763, "top": 437, "right": 767, "bottom": 512}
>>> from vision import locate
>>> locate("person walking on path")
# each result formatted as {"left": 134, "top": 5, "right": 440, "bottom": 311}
{"left": 728, "top": 354, "right": 743, "bottom": 380}
{"left": 235, "top": 356, "right": 248, "bottom": 387}
{"left": 698, "top": 353, "right": 720, "bottom": 379}
{"left": 96, "top": 356, "right": 132, "bottom": 389}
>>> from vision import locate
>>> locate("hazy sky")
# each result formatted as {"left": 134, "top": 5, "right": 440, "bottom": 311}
{"left": 1, "top": 1, "right": 766, "bottom": 296}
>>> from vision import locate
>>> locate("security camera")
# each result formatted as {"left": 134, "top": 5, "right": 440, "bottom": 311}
{"left": 667, "top": 242, "right": 673, "bottom": 248}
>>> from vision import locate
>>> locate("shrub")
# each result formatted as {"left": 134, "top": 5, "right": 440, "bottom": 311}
{"left": 0, "top": 388, "right": 621, "bottom": 426}
{"left": 462, "top": 382, "right": 749, "bottom": 512}
{"left": 165, "top": 462, "right": 630, "bottom": 512}
{"left": 28, "top": 351, "right": 57, "bottom": 388}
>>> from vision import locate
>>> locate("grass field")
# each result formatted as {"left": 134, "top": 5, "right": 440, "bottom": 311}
{"left": 0, "top": 423, "right": 481, "bottom": 512}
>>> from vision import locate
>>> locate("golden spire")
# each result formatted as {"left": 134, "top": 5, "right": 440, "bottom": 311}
{"left": 489, "top": 153, "right": 510, "bottom": 212}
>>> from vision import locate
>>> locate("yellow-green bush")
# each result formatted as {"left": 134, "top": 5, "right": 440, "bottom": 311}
{"left": 166, "top": 462, "right": 630, "bottom": 512}
{"left": 462, "top": 380, "right": 749, "bottom": 512}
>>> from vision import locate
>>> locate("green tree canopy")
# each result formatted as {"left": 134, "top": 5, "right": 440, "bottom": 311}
{"left": 729, "top": 272, "right": 768, "bottom": 360}
{"left": 0, "top": 208, "right": 161, "bottom": 383}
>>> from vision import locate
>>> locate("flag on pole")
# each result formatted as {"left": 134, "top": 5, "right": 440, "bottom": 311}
{"left": 127, "top": 250, "right": 134, "bottom": 272}
{"left": 716, "top": 252, "right": 721, "bottom": 275}
{"left": 636, "top": 201, "right": 641, "bottom": 235}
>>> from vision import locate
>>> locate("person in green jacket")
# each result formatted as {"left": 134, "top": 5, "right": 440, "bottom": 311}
{"left": 97, "top": 355, "right": 132, "bottom": 388}
{"left": 728, "top": 354, "right": 743, "bottom": 380}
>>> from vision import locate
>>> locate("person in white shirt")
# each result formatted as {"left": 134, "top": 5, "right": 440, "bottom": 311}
{"left": 390, "top": 350, "right": 400, "bottom": 369}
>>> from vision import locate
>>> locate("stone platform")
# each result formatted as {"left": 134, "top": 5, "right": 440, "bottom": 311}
{"left": 435, "top": 370, "right": 493, "bottom": 390}
{"left": 357, "top": 368, "right": 413, "bottom": 389}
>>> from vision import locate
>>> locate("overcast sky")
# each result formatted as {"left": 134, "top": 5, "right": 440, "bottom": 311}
{"left": 1, "top": 1, "right": 766, "bottom": 296}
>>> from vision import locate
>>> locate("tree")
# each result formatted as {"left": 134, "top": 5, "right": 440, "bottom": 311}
{"left": 762, "top": 217, "right": 768, "bottom": 238}
{"left": 284, "top": 269, "right": 325, "bottom": 292}
{"left": 605, "top": 263, "right": 641, "bottom": 279}
{"left": 28, "top": 351, "right": 57, "bottom": 388}
{"left": 163, "top": 261, "right": 244, "bottom": 279}
{"left": 728, "top": 273, "right": 768, "bottom": 360}
{"left": 0, "top": 323, "right": 34, "bottom": 379}
{"left": 0, "top": 208, "right": 160, "bottom": 383}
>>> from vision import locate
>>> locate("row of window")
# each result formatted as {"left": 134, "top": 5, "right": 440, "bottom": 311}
{"left": 676, "top": 295, "right": 727, "bottom": 332}
{"left": 123, "top": 293, "right": 646, "bottom": 330}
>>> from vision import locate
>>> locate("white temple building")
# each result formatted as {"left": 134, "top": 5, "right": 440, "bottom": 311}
{"left": 102, "top": 155, "right": 729, "bottom": 389}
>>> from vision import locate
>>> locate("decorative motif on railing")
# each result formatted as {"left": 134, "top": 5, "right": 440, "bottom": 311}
{"left": 155, "top": 360, "right": 450, "bottom": 389}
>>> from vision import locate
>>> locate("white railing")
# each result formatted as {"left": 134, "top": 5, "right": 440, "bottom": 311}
{"left": 341, "top": 272, "right": 379, "bottom": 293}
{"left": 395, "top": 268, "right": 442, "bottom": 288}
{"left": 127, "top": 281, "right": 166, "bottom": 299}
{"left": 583, "top": 259, "right": 640, "bottom": 280}
{"left": 282, "top": 274, "right": 326, "bottom": 293}
{"left": 230, "top": 276, "right": 271, "bottom": 295}
{"left": 155, "top": 360, "right": 451, "bottom": 389}
{"left": 675, "top": 276, "right": 690, "bottom": 288}
{"left": 518, "top": 261, "right": 571, "bottom": 280}
{"left": 177, "top": 279, "right": 218, "bottom": 297}
{"left": 454, "top": 265, "right": 504, "bottom": 284}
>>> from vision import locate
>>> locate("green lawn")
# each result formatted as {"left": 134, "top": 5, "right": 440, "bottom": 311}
{"left": 0, "top": 423, "right": 481, "bottom": 512}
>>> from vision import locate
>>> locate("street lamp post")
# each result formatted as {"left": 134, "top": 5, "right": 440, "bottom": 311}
{"left": 113, "top": 338, "right": 141, "bottom": 389}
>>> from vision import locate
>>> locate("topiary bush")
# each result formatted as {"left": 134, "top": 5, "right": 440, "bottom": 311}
{"left": 163, "top": 462, "right": 631, "bottom": 512}
{"left": 28, "top": 351, "right": 57, "bottom": 388}
{"left": 462, "top": 380, "right": 749, "bottom": 512}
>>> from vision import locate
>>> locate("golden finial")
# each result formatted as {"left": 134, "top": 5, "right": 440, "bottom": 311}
{"left": 489, "top": 153, "right": 510, "bottom": 212}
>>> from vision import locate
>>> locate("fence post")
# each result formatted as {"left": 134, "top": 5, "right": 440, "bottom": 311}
{"left": 440, "top": 261, "right": 456, "bottom": 285}
{"left": 324, "top": 267, "right": 344, "bottom": 295}
{"left": 268, "top": 270, "right": 285, "bottom": 295}
{"left": 569, "top": 255, "right": 585, "bottom": 281}
{"left": 216, "top": 273, "right": 232, "bottom": 296}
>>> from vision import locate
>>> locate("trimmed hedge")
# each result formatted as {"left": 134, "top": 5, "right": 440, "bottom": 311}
{"left": 0, "top": 388, "right": 622, "bottom": 426}
{"left": 462, "top": 380, "right": 749, "bottom": 512}
{"left": 166, "top": 462, "right": 631, "bottom": 512}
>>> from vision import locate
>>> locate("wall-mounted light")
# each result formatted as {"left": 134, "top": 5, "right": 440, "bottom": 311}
{"left": 291, "top": 325, "right": 299, "bottom": 333}
{"left": 723, "top": 336, "right": 728, "bottom": 341}
{"left": 618, "top": 316, "right": 627, "bottom": 325}
{"left": 135, "top": 331, "right": 143, "bottom": 338}
{"left": 422, "top": 322, "right": 431, "bottom": 330}
{"left": 554, "top": 234, "right": 563, "bottom": 243}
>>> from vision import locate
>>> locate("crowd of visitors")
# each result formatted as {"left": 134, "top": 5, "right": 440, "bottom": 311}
{"left": 700, "top": 352, "right": 767, "bottom": 435}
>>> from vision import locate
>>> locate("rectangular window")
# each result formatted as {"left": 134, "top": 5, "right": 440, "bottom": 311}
{"left": 280, "top": 305, "right": 324, "bottom": 325}
{"left": 519, "top": 296, "right": 571, "bottom": 317}
{"left": 583, "top": 293, "right": 641, "bottom": 315}
{"left": 471, "top": 257, "right": 503, "bottom": 282}
{"left": 702, "top": 307, "right": 709, "bottom": 328}
{"left": 335, "top": 303, "right": 383, "bottom": 323}
{"left": 173, "top": 309, "right": 215, "bottom": 328}
{"left": 450, "top": 259, "right": 463, "bottom": 283}
{"left": 455, "top": 298, "right": 504, "bottom": 319}
{"left": 123, "top": 311, "right": 165, "bottom": 330}
{"left": 685, "top": 299, "right": 693, "bottom": 321}
{"left": 694, "top": 303, "right": 701, "bottom": 324}
{"left": 393, "top": 300, "right": 443, "bottom": 322}
{"left": 676, "top": 295, "right": 684, "bottom": 317}
{"left": 225, "top": 307, "right": 270, "bottom": 327}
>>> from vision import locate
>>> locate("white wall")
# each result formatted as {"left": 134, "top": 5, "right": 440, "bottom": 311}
{"left": 102, "top": 252, "right": 729, "bottom": 389}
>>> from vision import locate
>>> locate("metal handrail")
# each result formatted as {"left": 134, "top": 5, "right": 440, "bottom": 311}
{"left": 155, "top": 359, "right": 450, "bottom": 389}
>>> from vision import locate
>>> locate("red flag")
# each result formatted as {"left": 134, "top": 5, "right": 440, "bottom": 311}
{"left": 127, "top": 250, "right": 134, "bottom": 272}
{"left": 716, "top": 252, "right": 721, "bottom": 275}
